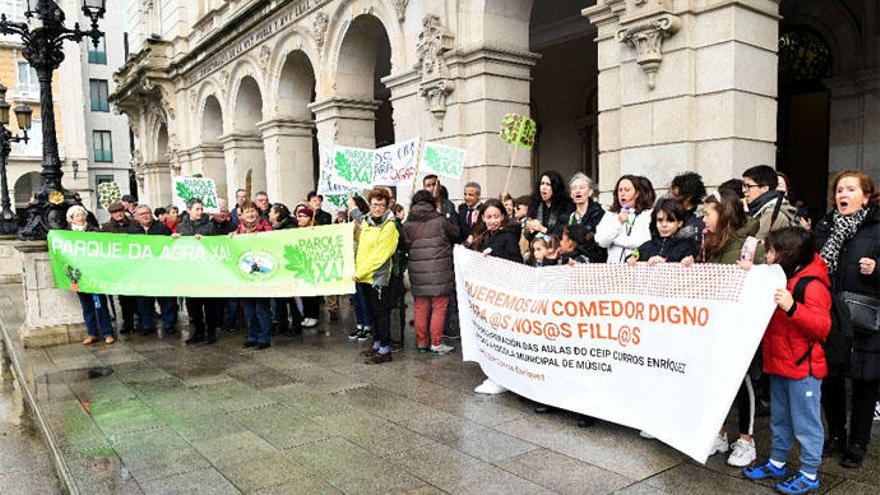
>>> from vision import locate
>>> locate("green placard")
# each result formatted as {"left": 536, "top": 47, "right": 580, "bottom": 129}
{"left": 47, "top": 224, "right": 356, "bottom": 297}
{"left": 499, "top": 113, "right": 537, "bottom": 149}
{"left": 421, "top": 142, "right": 466, "bottom": 179}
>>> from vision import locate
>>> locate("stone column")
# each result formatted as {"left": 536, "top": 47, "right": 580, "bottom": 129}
{"left": 14, "top": 242, "right": 86, "bottom": 348}
{"left": 220, "top": 134, "right": 267, "bottom": 201}
{"left": 826, "top": 70, "right": 880, "bottom": 180}
{"left": 258, "top": 119, "right": 316, "bottom": 206}
{"left": 142, "top": 161, "right": 173, "bottom": 207}
{"left": 584, "top": 0, "right": 780, "bottom": 196}
{"left": 0, "top": 235, "right": 22, "bottom": 284}
{"left": 190, "top": 144, "right": 228, "bottom": 202}
{"left": 310, "top": 97, "right": 381, "bottom": 152}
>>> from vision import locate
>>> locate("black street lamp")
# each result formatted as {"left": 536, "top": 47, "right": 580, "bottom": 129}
{"left": 0, "top": 85, "right": 34, "bottom": 235}
{"left": 0, "top": 0, "right": 106, "bottom": 240}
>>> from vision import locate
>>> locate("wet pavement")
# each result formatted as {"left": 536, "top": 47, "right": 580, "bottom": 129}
{"left": 1, "top": 283, "right": 879, "bottom": 494}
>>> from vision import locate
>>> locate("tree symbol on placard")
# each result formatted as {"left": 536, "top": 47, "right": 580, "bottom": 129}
{"left": 335, "top": 152, "right": 354, "bottom": 183}
{"left": 283, "top": 245, "right": 315, "bottom": 285}
{"left": 176, "top": 182, "right": 194, "bottom": 202}
{"left": 66, "top": 265, "right": 82, "bottom": 291}
{"left": 424, "top": 146, "right": 441, "bottom": 171}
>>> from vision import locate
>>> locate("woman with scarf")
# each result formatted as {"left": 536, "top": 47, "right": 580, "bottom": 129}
{"left": 814, "top": 170, "right": 880, "bottom": 469}
{"left": 232, "top": 200, "right": 274, "bottom": 349}
{"left": 67, "top": 205, "right": 115, "bottom": 345}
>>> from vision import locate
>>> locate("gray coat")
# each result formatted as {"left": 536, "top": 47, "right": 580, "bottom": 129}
{"left": 403, "top": 202, "right": 459, "bottom": 297}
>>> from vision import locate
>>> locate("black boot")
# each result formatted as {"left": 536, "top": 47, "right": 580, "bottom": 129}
{"left": 577, "top": 415, "right": 596, "bottom": 428}
{"left": 185, "top": 329, "right": 205, "bottom": 345}
{"left": 823, "top": 435, "right": 847, "bottom": 457}
{"left": 840, "top": 444, "right": 865, "bottom": 468}
{"left": 204, "top": 328, "right": 217, "bottom": 345}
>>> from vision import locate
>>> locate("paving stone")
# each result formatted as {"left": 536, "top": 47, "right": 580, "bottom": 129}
{"left": 139, "top": 467, "right": 241, "bottom": 495}
{"left": 225, "top": 364, "right": 293, "bottom": 390}
{"left": 286, "top": 437, "right": 426, "bottom": 495}
{"left": 232, "top": 405, "right": 332, "bottom": 449}
{"left": 68, "top": 375, "right": 138, "bottom": 404}
{"left": 313, "top": 410, "right": 430, "bottom": 457}
{"left": 44, "top": 398, "right": 111, "bottom": 456}
{"left": 614, "top": 481, "right": 673, "bottom": 494}
{"left": 340, "top": 385, "right": 439, "bottom": 423}
{"left": 644, "top": 463, "right": 777, "bottom": 494}
{"left": 495, "top": 414, "right": 685, "bottom": 480}
{"left": 191, "top": 379, "right": 276, "bottom": 413}
{"left": 190, "top": 430, "right": 276, "bottom": 463}
{"left": 495, "top": 448, "right": 634, "bottom": 494}
{"left": 212, "top": 445, "right": 313, "bottom": 492}
{"left": 89, "top": 398, "right": 164, "bottom": 437}
{"left": 252, "top": 478, "right": 342, "bottom": 495}
{"left": 63, "top": 452, "right": 146, "bottom": 495}
{"left": 386, "top": 442, "right": 555, "bottom": 494}
{"left": 111, "top": 427, "right": 210, "bottom": 483}
{"left": 283, "top": 365, "right": 369, "bottom": 393}
{"left": 827, "top": 479, "right": 880, "bottom": 494}
{"left": 0, "top": 470, "right": 64, "bottom": 494}
{"left": 261, "top": 383, "right": 355, "bottom": 417}
{"left": 178, "top": 373, "right": 234, "bottom": 387}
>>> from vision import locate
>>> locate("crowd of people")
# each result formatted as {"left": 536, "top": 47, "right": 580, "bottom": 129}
{"left": 65, "top": 164, "right": 878, "bottom": 494}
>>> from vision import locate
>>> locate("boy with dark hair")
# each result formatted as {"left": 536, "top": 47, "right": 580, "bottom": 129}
{"left": 742, "top": 165, "right": 796, "bottom": 241}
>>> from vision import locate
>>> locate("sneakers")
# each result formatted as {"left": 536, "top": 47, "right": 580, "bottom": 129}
{"left": 743, "top": 460, "right": 787, "bottom": 480}
{"left": 639, "top": 430, "right": 655, "bottom": 439}
{"left": 727, "top": 438, "right": 757, "bottom": 467}
{"left": 430, "top": 343, "right": 455, "bottom": 356}
{"left": 774, "top": 473, "right": 820, "bottom": 495}
{"left": 710, "top": 432, "right": 730, "bottom": 455}
{"left": 357, "top": 327, "right": 373, "bottom": 342}
{"left": 874, "top": 401, "right": 880, "bottom": 421}
{"left": 302, "top": 318, "right": 318, "bottom": 328}
{"left": 474, "top": 378, "right": 507, "bottom": 395}
{"left": 349, "top": 325, "right": 363, "bottom": 340}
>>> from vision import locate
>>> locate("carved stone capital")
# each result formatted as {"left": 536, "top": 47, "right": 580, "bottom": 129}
{"left": 616, "top": 13, "right": 681, "bottom": 90}
{"left": 313, "top": 12, "right": 329, "bottom": 49}
{"left": 416, "top": 15, "right": 455, "bottom": 129}
{"left": 393, "top": 0, "right": 409, "bottom": 22}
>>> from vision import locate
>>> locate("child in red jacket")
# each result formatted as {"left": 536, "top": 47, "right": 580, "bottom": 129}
{"left": 744, "top": 227, "right": 831, "bottom": 494}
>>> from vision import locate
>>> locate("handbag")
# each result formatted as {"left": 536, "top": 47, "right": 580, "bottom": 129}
{"left": 840, "top": 291, "right": 880, "bottom": 334}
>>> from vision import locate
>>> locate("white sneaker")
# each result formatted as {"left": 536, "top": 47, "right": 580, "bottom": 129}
{"left": 710, "top": 433, "right": 729, "bottom": 455}
{"left": 430, "top": 343, "right": 455, "bottom": 355}
{"left": 639, "top": 430, "right": 655, "bottom": 439}
{"left": 874, "top": 401, "right": 880, "bottom": 421}
{"left": 302, "top": 318, "right": 318, "bottom": 328}
{"left": 474, "top": 378, "right": 507, "bottom": 395}
{"left": 727, "top": 438, "right": 756, "bottom": 467}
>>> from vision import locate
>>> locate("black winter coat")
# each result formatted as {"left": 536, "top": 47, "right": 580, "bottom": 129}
{"left": 635, "top": 235, "right": 699, "bottom": 263}
{"left": 273, "top": 217, "right": 297, "bottom": 230}
{"left": 404, "top": 203, "right": 459, "bottom": 297}
{"left": 815, "top": 207, "right": 880, "bottom": 380}
{"left": 101, "top": 217, "right": 132, "bottom": 234}
{"left": 473, "top": 227, "right": 523, "bottom": 264}
{"left": 177, "top": 215, "right": 216, "bottom": 236}
{"left": 559, "top": 200, "right": 605, "bottom": 235}
{"left": 128, "top": 221, "right": 171, "bottom": 236}
{"left": 211, "top": 218, "right": 236, "bottom": 235}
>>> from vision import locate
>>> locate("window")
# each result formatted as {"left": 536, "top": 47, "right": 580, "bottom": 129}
{"left": 88, "top": 35, "right": 107, "bottom": 64}
{"left": 89, "top": 79, "right": 110, "bottom": 112}
{"left": 93, "top": 131, "right": 113, "bottom": 162}
{"left": 17, "top": 61, "right": 38, "bottom": 94}
{"left": 1, "top": 0, "right": 26, "bottom": 23}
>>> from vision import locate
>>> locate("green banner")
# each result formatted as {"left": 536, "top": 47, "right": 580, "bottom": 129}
{"left": 47, "top": 224, "right": 356, "bottom": 297}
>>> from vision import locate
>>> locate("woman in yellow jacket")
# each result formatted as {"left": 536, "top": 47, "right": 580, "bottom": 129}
{"left": 352, "top": 187, "right": 400, "bottom": 364}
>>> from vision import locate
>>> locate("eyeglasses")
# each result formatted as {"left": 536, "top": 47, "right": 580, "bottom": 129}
{"left": 370, "top": 203, "right": 387, "bottom": 209}
{"left": 742, "top": 183, "right": 762, "bottom": 191}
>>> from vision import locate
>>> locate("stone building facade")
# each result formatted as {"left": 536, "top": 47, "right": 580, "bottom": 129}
{"left": 111, "top": 0, "right": 879, "bottom": 212}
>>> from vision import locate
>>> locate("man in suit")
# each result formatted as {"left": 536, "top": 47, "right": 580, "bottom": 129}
{"left": 457, "top": 181, "right": 482, "bottom": 244}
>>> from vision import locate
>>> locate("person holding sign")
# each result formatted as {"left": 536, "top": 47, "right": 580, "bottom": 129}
{"left": 353, "top": 188, "right": 400, "bottom": 364}
{"left": 233, "top": 200, "right": 274, "bottom": 350}
{"left": 101, "top": 201, "right": 137, "bottom": 335}
{"left": 68, "top": 206, "right": 115, "bottom": 345}
{"left": 175, "top": 198, "right": 221, "bottom": 346}
{"left": 743, "top": 227, "right": 831, "bottom": 495}
{"left": 128, "top": 205, "right": 177, "bottom": 336}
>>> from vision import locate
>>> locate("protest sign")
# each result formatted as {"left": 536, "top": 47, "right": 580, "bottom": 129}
{"left": 317, "top": 151, "right": 359, "bottom": 212}
{"left": 173, "top": 177, "right": 220, "bottom": 213}
{"left": 47, "top": 224, "right": 356, "bottom": 298}
{"left": 454, "top": 246, "right": 784, "bottom": 463}
{"left": 499, "top": 113, "right": 537, "bottom": 149}
{"left": 421, "top": 142, "right": 466, "bottom": 179}
{"left": 96, "top": 181, "right": 121, "bottom": 210}
{"left": 333, "top": 146, "right": 376, "bottom": 188}
{"left": 373, "top": 138, "right": 419, "bottom": 185}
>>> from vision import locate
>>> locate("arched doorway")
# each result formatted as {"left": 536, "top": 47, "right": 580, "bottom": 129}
{"left": 275, "top": 50, "right": 319, "bottom": 201}
{"left": 776, "top": 27, "right": 832, "bottom": 216}
{"left": 14, "top": 171, "right": 41, "bottom": 209}
{"left": 226, "top": 75, "right": 267, "bottom": 196}
{"left": 334, "top": 14, "right": 395, "bottom": 149}
{"left": 199, "top": 94, "right": 228, "bottom": 201}
{"left": 529, "top": 0, "right": 598, "bottom": 184}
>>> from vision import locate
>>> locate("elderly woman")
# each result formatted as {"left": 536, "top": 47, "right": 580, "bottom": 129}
{"left": 67, "top": 205, "right": 114, "bottom": 345}
{"left": 815, "top": 171, "right": 880, "bottom": 469}
{"left": 233, "top": 200, "right": 274, "bottom": 349}
{"left": 559, "top": 173, "right": 607, "bottom": 262}
{"left": 352, "top": 187, "right": 399, "bottom": 364}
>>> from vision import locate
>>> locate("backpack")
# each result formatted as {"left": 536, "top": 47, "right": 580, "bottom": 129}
{"left": 793, "top": 276, "right": 853, "bottom": 375}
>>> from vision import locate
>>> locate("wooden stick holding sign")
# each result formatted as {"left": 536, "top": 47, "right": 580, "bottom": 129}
{"left": 410, "top": 139, "right": 426, "bottom": 198}
{"left": 499, "top": 113, "right": 537, "bottom": 196}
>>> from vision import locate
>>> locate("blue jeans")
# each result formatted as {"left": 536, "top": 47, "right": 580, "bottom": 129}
{"left": 353, "top": 284, "right": 372, "bottom": 327}
{"left": 223, "top": 298, "right": 238, "bottom": 329}
{"left": 136, "top": 296, "right": 176, "bottom": 331}
{"left": 770, "top": 374, "right": 824, "bottom": 475}
{"left": 77, "top": 293, "right": 113, "bottom": 338}
{"left": 242, "top": 298, "right": 271, "bottom": 344}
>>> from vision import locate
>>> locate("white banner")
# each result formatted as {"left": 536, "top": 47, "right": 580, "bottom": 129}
{"left": 373, "top": 138, "right": 419, "bottom": 186}
{"left": 454, "top": 246, "right": 785, "bottom": 463}
{"left": 173, "top": 177, "right": 219, "bottom": 213}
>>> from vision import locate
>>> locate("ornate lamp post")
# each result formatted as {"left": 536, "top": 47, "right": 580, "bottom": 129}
{"left": 0, "top": 0, "right": 106, "bottom": 240}
{"left": 0, "top": 85, "right": 34, "bottom": 234}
